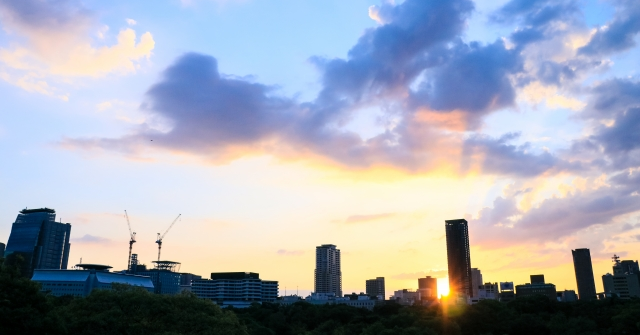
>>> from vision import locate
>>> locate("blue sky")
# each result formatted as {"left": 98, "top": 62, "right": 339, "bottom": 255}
{"left": 1, "top": 0, "right": 640, "bottom": 297}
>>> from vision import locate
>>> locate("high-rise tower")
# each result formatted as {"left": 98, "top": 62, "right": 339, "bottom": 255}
{"left": 5, "top": 208, "right": 71, "bottom": 278}
{"left": 572, "top": 248, "right": 597, "bottom": 300}
{"left": 314, "top": 244, "right": 342, "bottom": 297}
{"left": 445, "top": 219, "right": 472, "bottom": 300}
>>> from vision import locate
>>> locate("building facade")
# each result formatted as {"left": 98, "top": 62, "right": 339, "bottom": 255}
{"left": 5, "top": 208, "right": 71, "bottom": 278}
{"left": 471, "top": 268, "right": 483, "bottom": 298}
{"left": 136, "top": 261, "right": 182, "bottom": 295}
{"left": 31, "top": 264, "right": 154, "bottom": 297}
{"left": 192, "top": 272, "right": 278, "bottom": 308}
{"left": 315, "top": 244, "right": 342, "bottom": 297}
{"left": 557, "top": 290, "right": 578, "bottom": 302}
{"left": 392, "top": 289, "right": 421, "bottom": 306}
{"left": 572, "top": 248, "right": 597, "bottom": 300}
{"left": 602, "top": 256, "right": 640, "bottom": 299}
{"left": 365, "top": 277, "right": 385, "bottom": 299}
{"left": 418, "top": 276, "right": 438, "bottom": 300}
{"left": 445, "top": 219, "right": 472, "bottom": 300}
{"left": 515, "top": 275, "right": 557, "bottom": 300}
{"left": 0, "top": 242, "right": 5, "bottom": 258}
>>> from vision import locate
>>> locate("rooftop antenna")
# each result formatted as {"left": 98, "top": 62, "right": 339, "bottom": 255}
{"left": 156, "top": 214, "right": 181, "bottom": 261}
{"left": 124, "top": 210, "right": 136, "bottom": 272}
{"left": 612, "top": 254, "right": 620, "bottom": 264}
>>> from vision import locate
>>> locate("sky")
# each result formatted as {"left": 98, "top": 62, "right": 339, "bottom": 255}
{"left": 1, "top": 0, "right": 640, "bottom": 298}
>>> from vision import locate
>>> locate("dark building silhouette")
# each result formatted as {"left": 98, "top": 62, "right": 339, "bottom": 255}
{"left": 0, "top": 242, "right": 5, "bottom": 258}
{"left": 516, "top": 275, "right": 557, "bottom": 300}
{"left": 572, "top": 248, "right": 597, "bottom": 300}
{"left": 366, "top": 277, "right": 385, "bottom": 299}
{"left": 418, "top": 276, "right": 438, "bottom": 300}
{"left": 315, "top": 244, "right": 342, "bottom": 297}
{"left": 5, "top": 208, "right": 71, "bottom": 278}
{"left": 445, "top": 219, "right": 472, "bottom": 299}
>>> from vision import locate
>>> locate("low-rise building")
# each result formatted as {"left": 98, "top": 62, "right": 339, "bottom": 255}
{"left": 136, "top": 261, "right": 182, "bottom": 295}
{"left": 499, "top": 282, "right": 515, "bottom": 302}
{"left": 304, "top": 292, "right": 379, "bottom": 310}
{"left": 515, "top": 275, "right": 557, "bottom": 300}
{"left": 557, "top": 290, "right": 577, "bottom": 302}
{"left": 32, "top": 264, "right": 154, "bottom": 297}
{"left": 391, "top": 289, "right": 421, "bottom": 306}
{"left": 470, "top": 282, "right": 499, "bottom": 304}
{"left": 192, "top": 272, "right": 278, "bottom": 308}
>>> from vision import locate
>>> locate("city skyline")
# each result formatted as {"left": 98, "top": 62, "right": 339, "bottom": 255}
{"left": 2, "top": 0, "right": 640, "bottom": 297}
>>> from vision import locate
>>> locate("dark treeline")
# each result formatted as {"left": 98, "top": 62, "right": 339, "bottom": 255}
{"left": 2, "top": 258, "right": 640, "bottom": 335}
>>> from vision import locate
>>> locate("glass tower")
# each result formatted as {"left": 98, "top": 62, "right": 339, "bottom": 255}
{"left": 5, "top": 208, "right": 71, "bottom": 278}
{"left": 445, "top": 219, "right": 472, "bottom": 300}
{"left": 314, "top": 244, "right": 342, "bottom": 297}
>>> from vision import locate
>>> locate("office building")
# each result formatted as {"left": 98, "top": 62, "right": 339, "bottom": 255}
{"left": 515, "top": 275, "right": 557, "bottom": 300}
{"left": 499, "top": 282, "right": 515, "bottom": 302}
{"left": 418, "top": 276, "right": 438, "bottom": 300}
{"left": 471, "top": 268, "right": 483, "bottom": 298}
{"left": 365, "top": 277, "right": 385, "bottom": 299}
{"left": 572, "top": 248, "right": 597, "bottom": 300}
{"left": 192, "top": 272, "right": 278, "bottom": 308}
{"left": 315, "top": 244, "right": 342, "bottom": 297}
{"left": 31, "top": 264, "right": 154, "bottom": 297}
{"left": 303, "top": 292, "right": 379, "bottom": 310}
{"left": 470, "top": 282, "right": 499, "bottom": 304}
{"left": 602, "top": 255, "right": 640, "bottom": 299}
{"left": 557, "top": 290, "right": 578, "bottom": 302}
{"left": 136, "top": 261, "right": 182, "bottom": 295}
{"left": 391, "top": 289, "right": 421, "bottom": 306}
{"left": 4, "top": 208, "right": 71, "bottom": 278}
{"left": 0, "top": 242, "right": 5, "bottom": 258}
{"left": 445, "top": 219, "right": 472, "bottom": 300}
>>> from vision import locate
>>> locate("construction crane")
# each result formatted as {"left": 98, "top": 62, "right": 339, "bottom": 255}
{"left": 124, "top": 210, "right": 136, "bottom": 272}
{"left": 156, "top": 214, "right": 181, "bottom": 261}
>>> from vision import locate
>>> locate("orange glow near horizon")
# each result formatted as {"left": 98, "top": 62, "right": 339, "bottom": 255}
{"left": 437, "top": 277, "right": 450, "bottom": 298}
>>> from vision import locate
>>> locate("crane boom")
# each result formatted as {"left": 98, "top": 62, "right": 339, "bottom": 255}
{"left": 124, "top": 210, "right": 137, "bottom": 272}
{"left": 155, "top": 214, "right": 181, "bottom": 261}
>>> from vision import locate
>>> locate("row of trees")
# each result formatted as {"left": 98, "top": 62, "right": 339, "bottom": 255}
{"left": 2, "top": 257, "right": 639, "bottom": 334}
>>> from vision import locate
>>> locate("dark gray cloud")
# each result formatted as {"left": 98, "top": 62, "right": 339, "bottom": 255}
{"left": 579, "top": 0, "right": 640, "bottom": 56}
{"left": 462, "top": 132, "right": 580, "bottom": 177}
{"left": 0, "top": 0, "right": 91, "bottom": 32}
{"left": 571, "top": 79, "right": 640, "bottom": 170}
{"left": 470, "top": 170, "right": 640, "bottom": 248}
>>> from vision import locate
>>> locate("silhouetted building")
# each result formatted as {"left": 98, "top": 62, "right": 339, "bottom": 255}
{"left": 0, "top": 242, "right": 5, "bottom": 258}
{"left": 471, "top": 268, "right": 483, "bottom": 298}
{"left": 5, "top": 208, "right": 71, "bottom": 278}
{"left": 192, "top": 272, "right": 278, "bottom": 308}
{"left": 32, "top": 264, "right": 153, "bottom": 297}
{"left": 366, "top": 277, "right": 385, "bottom": 299}
{"left": 557, "top": 290, "right": 577, "bottom": 302}
{"left": 499, "top": 281, "right": 515, "bottom": 302}
{"left": 315, "top": 244, "right": 342, "bottom": 297}
{"left": 445, "top": 219, "right": 472, "bottom": 300}
{"left": 392, "top": 289, "right": 420, "bottom": 305}
{"left": 602, "top": 255, "right": 640, "bottom": 299}
{"left": 530, "top": 274, "right": 545, "bottom": 284}
{"left": 516, "top": 275, "right": 557, "bottom": 300}
{"left": 136, "top": 261, "right": 181, "bottom": 295}
{"left": 572, "top": 248, "right": 597, "bottom": 300}
{"left": 418, "top": 276, "right": 438, "bottom": 300}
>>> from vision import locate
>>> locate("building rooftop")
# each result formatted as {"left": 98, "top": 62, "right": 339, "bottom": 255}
{"left": 20, "top": 208, "right": 56, "bottom": 214}
{"left": 210, "top": 272, "right": 260, "bottom": 280}
{"left": 76, "top": 264, "right": 113, "bottom": 271}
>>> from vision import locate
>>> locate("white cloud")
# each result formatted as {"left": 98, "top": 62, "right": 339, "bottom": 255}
{"left": 126, "top": 18, "right": 137, "bottom": 26}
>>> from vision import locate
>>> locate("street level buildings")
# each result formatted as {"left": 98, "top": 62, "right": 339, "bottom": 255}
{"left": 5, "top": 208, "right": 71, "bottom": 278}
{"left": 365, "top": 277, "right": 385, "bottom": 299}
{"left": 315, "top": 244, "right": 342, "bottom": 297}
{"left": 192, "top": 272, "right": 278, "bottom": 308}
{"left": 572, "top": 248, "right": 597, "bottom": 300}
{"left": 31, "top": 264, "right": 154, "bottom": 297}
{"left": 445, "top": 219, "right": 472, "bottom": 300}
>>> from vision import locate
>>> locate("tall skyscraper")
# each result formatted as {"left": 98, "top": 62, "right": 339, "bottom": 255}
{"left": 4, "top": 208, "right": 71, "bottom": 278}
{"left": 445, "top": 219, "right": 472, "bottom": 299}
{"left": 572, "top": 248, "right": 597, "bottom": 300}
{"left": 418, "top": 276, "right": 438, "bottom": 299}
{"left": 314, "top": 244, "right": 342, "bottom": 297}
{"left": 471, "top": 268, "right": 483, "bottom": 297}
{"left": 366, "top": 277, "right": 385, "bottom": 299}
